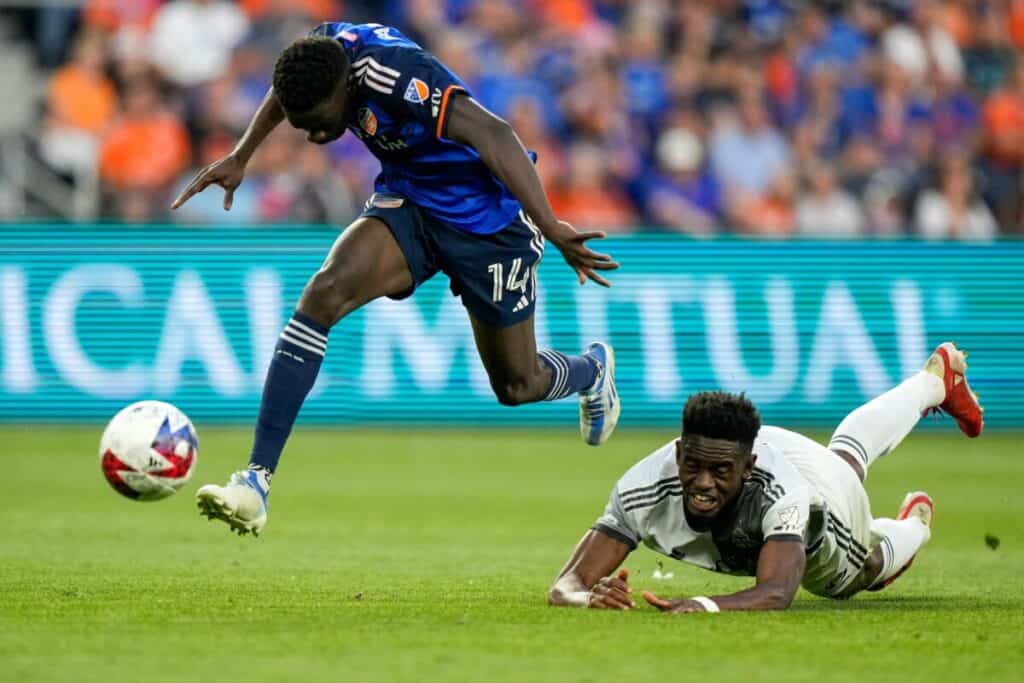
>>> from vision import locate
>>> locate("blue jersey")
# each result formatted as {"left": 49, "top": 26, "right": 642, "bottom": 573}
{"left": 310, "top": 22, "right": 524, "bottom": 235}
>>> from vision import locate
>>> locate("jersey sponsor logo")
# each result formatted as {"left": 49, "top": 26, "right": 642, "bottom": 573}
{"left": 374, "top": 136, "right": 408, "bottom": 151}
{"left": 358, "top": 107, "right": 378, "bottom": 136}
{"left": 340, "top": 30, "right": 357, "bottom": 41}
{"left": 353, "top": 56, "right": 400, "bottom": 95}
{"left": 404, "top": 78, "right": 430, "bottom": 104}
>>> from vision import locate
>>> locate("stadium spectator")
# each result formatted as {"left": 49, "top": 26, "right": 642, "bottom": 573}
{"left": 796, "top": 160, "right": 864, "bottom": 238}
{"left": 709, "top": 94, "right": 792, "bottom": 223}
{"left": 244, "top": 0, "right": 326, "bottom": 57}
{"left": 980, "top": 57, "right": 1024, "bottom": 231}
{"left": 548, "top": 140, "right": 636, "bottom": 233}
{"left": 46, "top": 31, "right": 116, "bottom": 135}
{"left": 731, "top": 173, "right": 797, "bottom": 238}
{"left": 99, "top": 78, "right": 190, "bottom": 195}
{"left": 83, "top": 0, "right": 162, "bottom": 33}
{"left": 619, "top": 4, "right": 669, "bottom": 122}
{"left": 9, "top": 0, "right": 1022, "bottom": 236}
{"left": 149, "top": 0, "right": 250, "bottom": 87}
{"left": 506, "top": 98, "right": 566, "bottom": 195}
{"left": 915, "top": 154, "right": 998, "bottom": 241}
{"left": 641, "top": 126, "right": 720, "bottom": 237}
{"left": 881, "top": 0, "right": 963, "bottom": 86}
{"left": 963, "top": 4, "right": 1016, "bottom": 97}
{"left": 791, "top": 64, "right": 850, "bottom": 166}
{"left": 38, "top": 30, "right": 117, "bottom": 175}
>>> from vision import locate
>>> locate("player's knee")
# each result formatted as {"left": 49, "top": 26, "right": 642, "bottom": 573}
{"left": 299, "top": 269, "right": 360, "bottom": 326}
{"left": 831, "top": 448, "right": 866, "bottom": 483}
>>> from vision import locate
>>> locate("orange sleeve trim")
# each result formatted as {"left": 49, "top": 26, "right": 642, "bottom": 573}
{"left": 435, "top": 85, "right": 466, "bottom": 139}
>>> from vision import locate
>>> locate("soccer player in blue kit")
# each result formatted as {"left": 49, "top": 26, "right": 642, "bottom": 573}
{"left": 171, "top": 22, "right": 621, "bottom": 536}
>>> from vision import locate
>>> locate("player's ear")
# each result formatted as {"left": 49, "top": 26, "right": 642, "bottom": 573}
{"left": 674, "top": 438, "right": 683, "bottom": 463}
{"left": 742, "top": 452, "right": 756, "bottom": 479}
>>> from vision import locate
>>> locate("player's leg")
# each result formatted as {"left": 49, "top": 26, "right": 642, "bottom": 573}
{"left": 249, "top": 216, "right": 414, "bottom": 470}
{"left": 828, "top": 342, "right": 982, "bottom": 481}
{"left": 468, "top": 313, "right": 619, "bottom": 445}
{"left": 438, "top": 210, "right": 619, "bottom": 444}
{"left": 840, "top": 492, "right": 934, "bottom": 597}
{"left": 197, "top": 215, "right": 417, "bottom": 535}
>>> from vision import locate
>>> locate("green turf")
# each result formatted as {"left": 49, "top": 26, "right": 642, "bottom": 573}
{"left": 0, "top": 427, "right": 1021, "bottom": 682}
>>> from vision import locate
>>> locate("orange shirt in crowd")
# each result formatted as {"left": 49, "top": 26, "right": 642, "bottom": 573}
{"left": 239, "top": 0, "right": 338, "bottom": 21}
{"left": 48, "top": 64, "right": 117, "bottom": 133}
{"left": 99, "top": 115, "right": 191, "bottom": 190}
{"left": 983, "top": 90, "right": 1024, "bottom": 167}
{"left": 531, "top": 0, "right": 595, "bottom": 33}
{"left": 1011, "top": 1, "right": 1024, "bottom": 49}
{"left": 84, "top": 0, "right": 161, "bottom": 32}
{"left": 549, "top": 188, "right": 637, "bottom": 232}
{"left": 733, "top": 195, "right": 796, "bottom": 237}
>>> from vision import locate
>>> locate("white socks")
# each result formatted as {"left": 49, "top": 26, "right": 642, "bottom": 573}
{"left": 828, "top": 371, "right": 945, "bottom": 473}
{"left": 870, "top": 517, "right": 931, "bottom": 587}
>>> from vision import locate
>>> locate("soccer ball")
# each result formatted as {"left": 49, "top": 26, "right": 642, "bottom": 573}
{"left": 99, "top": 400, "right": 199, "bottom": 501}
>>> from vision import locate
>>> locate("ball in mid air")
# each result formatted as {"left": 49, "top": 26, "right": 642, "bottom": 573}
{"left": 99, "top": 400, "right": 199, "bottom": 501}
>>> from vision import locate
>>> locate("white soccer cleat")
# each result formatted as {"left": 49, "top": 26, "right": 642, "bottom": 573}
{"left": 196, "top": 469, "right": 269, "bottom": 537}
{"left": 898, "top": 491, "right": 935, "bottom": 530}
{"left": 870, "top": 491, "right": 934, "bottom": 591}
{"left": 579, "top": 341, "right": 620, "bottom": 446}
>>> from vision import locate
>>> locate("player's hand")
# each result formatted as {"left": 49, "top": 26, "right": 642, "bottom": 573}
{"left": 543, "top": 220, "right": 619, "bottom": 287}
{"left": 641, "top": 591, "right": 708, "bottom": 613}
{"left": 588, "top": 568, "right": 634, "bottom": 610}
{"left": 171, "top": 153, "right": 246, "bottom": 211}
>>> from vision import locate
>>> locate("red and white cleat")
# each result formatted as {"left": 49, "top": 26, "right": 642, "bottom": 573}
{"left": 869, "top": 491, "right": 934, "bottom": 591}
{"left": 923, "top": 342, "right": 984, "bottom": 438}
{"left": 897, "top": 491, "right": 934, "bottom": 528}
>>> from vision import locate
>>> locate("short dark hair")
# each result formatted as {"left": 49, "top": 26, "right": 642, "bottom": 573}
{"left": 272, "top": 37, "right": 350, "bottom": 113}
{"left": 682, "top": 391, "right": 761, "bottom": 444}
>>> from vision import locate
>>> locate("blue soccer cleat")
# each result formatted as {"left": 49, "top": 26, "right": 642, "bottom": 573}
{"left": 579, "top": 341, "right": 620, "bottom": 446}
{"left": 196, "top": 469, "right": 269, "bottom": 537}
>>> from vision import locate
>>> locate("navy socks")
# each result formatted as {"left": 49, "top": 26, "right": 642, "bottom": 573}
{"left": 248, "top": 312, "right": 328, "bottom": 472}
{"left": 537, "top": 349, "right": 600, "bottom": 401}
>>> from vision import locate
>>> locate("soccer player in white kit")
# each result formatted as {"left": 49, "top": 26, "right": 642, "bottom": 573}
{"left": 548, "top": 342, "right": 984, "bottom": 612}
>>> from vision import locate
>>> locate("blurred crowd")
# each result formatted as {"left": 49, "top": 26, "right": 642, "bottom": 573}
{"left": 10, "top": 0, "right": 1024, "bottom": 238}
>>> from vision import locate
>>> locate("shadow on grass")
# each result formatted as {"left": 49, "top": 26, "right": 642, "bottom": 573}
{"left": 790, "top": 594, "right": 1017, "bottom": 612}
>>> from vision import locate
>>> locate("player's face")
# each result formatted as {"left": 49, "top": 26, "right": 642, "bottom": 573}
{"left": 284, "top": 80, "right": 350, "bottom": 145}
{"left": 676, "top": 438, "right": 753, "bottom": 521}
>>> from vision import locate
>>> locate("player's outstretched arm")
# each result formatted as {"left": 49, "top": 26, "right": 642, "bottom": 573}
{"left": 171, "top": 88, "right": 285, "bottom": 210}
{"left": 548, "top": 529, "right": 633, "bottom": 609}
{"left": 445, "top": 96, "right": 619, "bottom": 287}
{"left": 643, "top": 538, "right": 805, "bottom": 613}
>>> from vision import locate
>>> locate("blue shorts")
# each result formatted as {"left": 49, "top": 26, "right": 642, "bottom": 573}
{"left": 361, "top": 192, "right": 545, "bottom": 328}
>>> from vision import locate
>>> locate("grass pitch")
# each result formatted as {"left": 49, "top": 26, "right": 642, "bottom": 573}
{"left": 1, "top": 426, "right": 1021, "bottom": 682}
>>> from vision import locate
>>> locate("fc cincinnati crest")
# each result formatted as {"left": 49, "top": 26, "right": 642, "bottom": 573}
{"left": 358, "top": 107, "right": 378, "bottom": 136}
{"left": 403, "top": 78, "right": 429, "bottom": 104}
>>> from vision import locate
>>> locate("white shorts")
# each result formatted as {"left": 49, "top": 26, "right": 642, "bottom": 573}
{"left": 757, "top": 427, "right": 876, "bottom": 597}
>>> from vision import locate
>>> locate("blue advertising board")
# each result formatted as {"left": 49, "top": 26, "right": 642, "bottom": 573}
{"left": 1, "top": 227, "right": 1021, "bottom": 429}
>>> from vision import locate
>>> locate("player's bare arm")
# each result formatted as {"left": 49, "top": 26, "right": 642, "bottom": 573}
{"left": 548, "top": 528, "right": 633, "bottom": 609}
{"left": 643, "top": 538, "right": 805, "bottom": 613}
{"left": 171, "top": 88, "right": 285, "bottom": 210}
{"left": 445, "top": 95, "right": 619, "bottom": 287}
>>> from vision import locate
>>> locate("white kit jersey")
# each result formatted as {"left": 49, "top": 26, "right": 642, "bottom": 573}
{"left": 594, "top": 426, "right": 873, "bottom": 595}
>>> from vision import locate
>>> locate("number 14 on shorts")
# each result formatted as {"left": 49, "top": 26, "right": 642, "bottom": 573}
{"left": 487, "top": 258, "right": 538, "bottom": 303}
